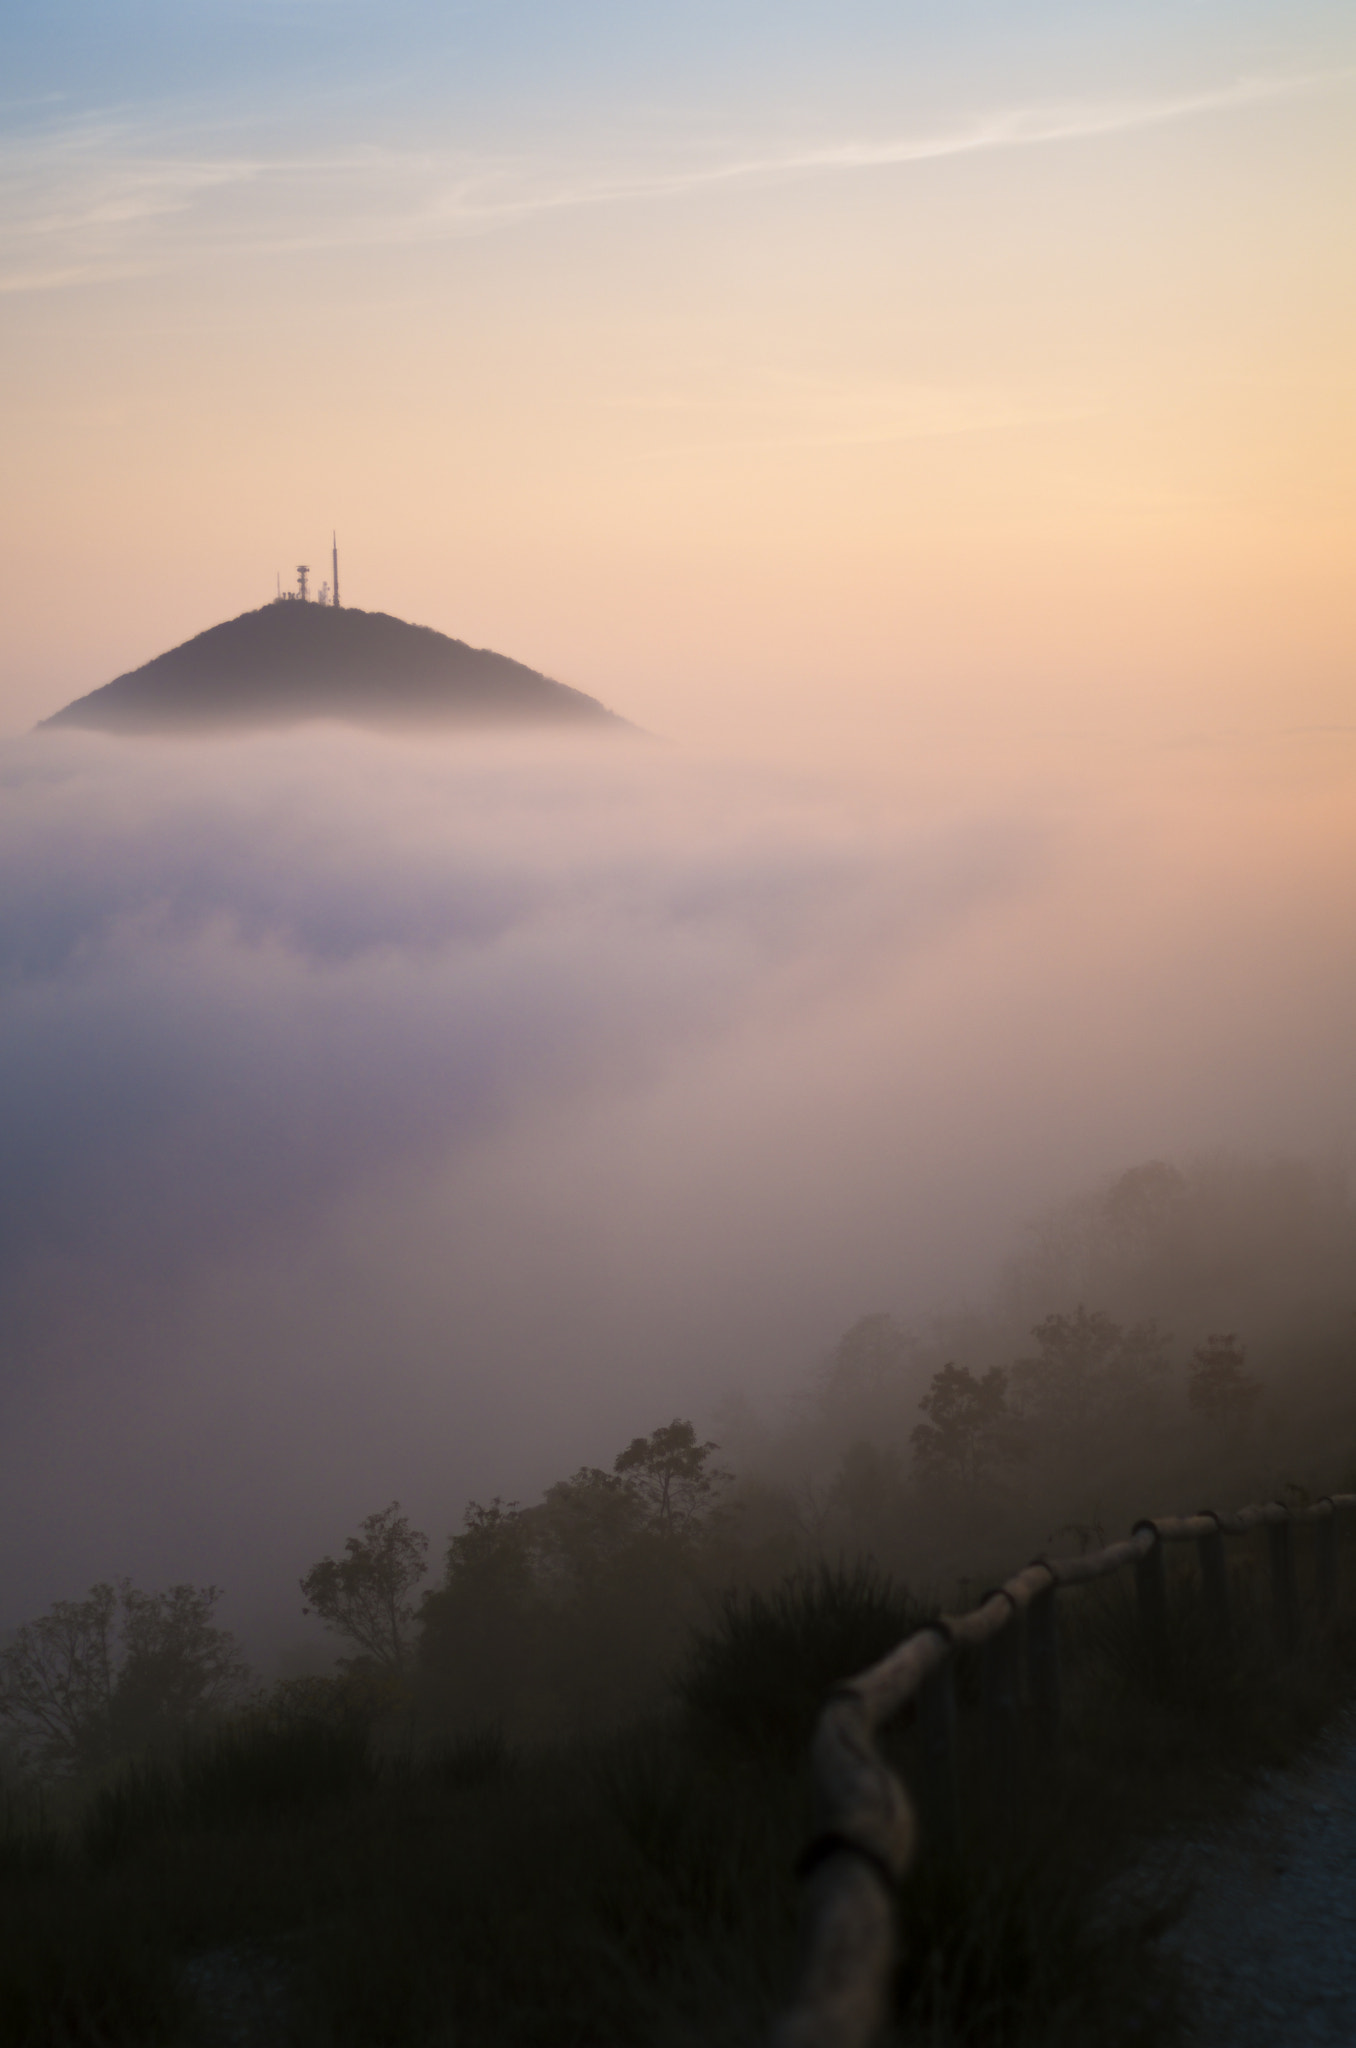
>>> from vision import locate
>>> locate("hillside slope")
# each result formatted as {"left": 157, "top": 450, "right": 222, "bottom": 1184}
{"left": 40, "top": 604, "right": 629, "bottom": 735}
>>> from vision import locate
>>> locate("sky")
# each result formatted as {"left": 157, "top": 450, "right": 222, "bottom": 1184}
{"left": 1, "top": 4, "right": 1354, "bottom": 1650}
{"left": 2, "top": 0, "right": 1353, "bottom": 745}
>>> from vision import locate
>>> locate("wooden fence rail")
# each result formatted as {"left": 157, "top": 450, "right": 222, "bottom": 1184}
{"left": 771, "top": 1492, "right": 1356, "bottom": 2048}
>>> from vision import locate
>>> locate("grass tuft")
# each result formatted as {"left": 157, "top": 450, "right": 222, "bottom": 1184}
{"left": 84, "top": 1708, "right": 377, "bottom": 1864}
{"left": 678, "top": 1559, "right": 932, "bottom": 1755}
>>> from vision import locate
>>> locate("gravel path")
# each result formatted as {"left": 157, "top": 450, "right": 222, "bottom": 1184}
{"left": 1156, "top": 1709, "right": 1356, "bottom": 2045}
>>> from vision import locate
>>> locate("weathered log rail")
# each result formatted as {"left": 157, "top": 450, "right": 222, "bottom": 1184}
{"left": 772, "top": 1493, "right": 1356, "bottom": 2048}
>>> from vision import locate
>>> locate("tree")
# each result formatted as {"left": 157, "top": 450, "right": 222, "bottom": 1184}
{"left": 441, "top": 1498, "right": 534, "bottom": 1604}
{"left": 418, "top": 1499, "right": 542, "bottom": 1730}
{"left": 417, "top": 1420, "right": 732, "bottom": 1737}
{"left": 911, "top": 1363, "right": 1019, "bottom": 1486}
{"left": 1102, "top": 1318, "right": 1173, "bottom": 1408}
{"left": 1011, "top": 1307, "right": 1122, "bottom": 1431}
{"left": 1009, "top": 1306, "right": 1170, "bottom": 1449}
{"left": 0, "top": 1580, "right": 247, "bottom": 1776}
{"left": 1187, "top": 1333, "right": 1260, "bottom": 1432}
{"left": 429, "top": 1420, "right": 728, "bottom": 1622}
{"left": 110, "top": 1582, "right": 249, "bottom": 1752}
{"left": 301, "top": 1504, "right": 429, "bottom": 1673}
{"left": 534, "top": 1467, "right": 648, "bottom": 1589}
{"left": 612, "top": 1418, "right": 728, "bottom": 1532}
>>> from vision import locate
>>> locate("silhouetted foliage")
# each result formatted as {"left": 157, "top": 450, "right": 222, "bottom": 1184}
{"left": 912, "top": 1363, "right": 1021, "bottom": 1487}
{"left": 300, "top": 1503, "right": 429, "bottom": 1674}
{"left": 442, "top": 1497, "right": 535, "bottom": 1602}
{"left": 679, "top": 1560, "right": 931, "bottom": 1756}
{"left": 0, "top": 1581, "right": 246, "bottom": 1778}
{"left": 535, "top": 1465, "right": 650, "bottom": 1587}
{"left": 1012, "top": 1306, "right": 1171, "bottom": 1451}
{"left": 7, "top": 1162, "right": 1356, "bottom": 2048}
{"left": 613, "top": 1417, "right": 729, "bottom": 1530}
{"left": 418, "top": 1422, "right": 732, "bottom": 1739}
{"left": 1187, "top": 1332, "right": 1261, "bottom": 1432}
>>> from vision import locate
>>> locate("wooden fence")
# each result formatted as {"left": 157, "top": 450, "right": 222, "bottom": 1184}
{"left": 771, "top": 1492, "right": 1356, "bottom": 2048}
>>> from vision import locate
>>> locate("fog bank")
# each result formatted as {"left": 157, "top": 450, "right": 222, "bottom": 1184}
{"left": 1, "top": 722, "right": 1352, "bottom": 1648}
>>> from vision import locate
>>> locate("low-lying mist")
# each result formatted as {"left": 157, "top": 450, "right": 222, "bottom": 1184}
{"left": 1, "top": 719, "right": 1352, "bottom": 1655}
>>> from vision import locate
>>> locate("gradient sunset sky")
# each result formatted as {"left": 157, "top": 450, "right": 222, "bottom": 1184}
{"left": 3, "top": 3, "right": 1356, "bottom": 1629}
{"left": 3, "top": 1, "right": 1353, "bottom": 745}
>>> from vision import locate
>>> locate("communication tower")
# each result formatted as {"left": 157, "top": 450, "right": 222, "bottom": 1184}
{"left": 270, "top": 547, "right": 340, "bottom": 604}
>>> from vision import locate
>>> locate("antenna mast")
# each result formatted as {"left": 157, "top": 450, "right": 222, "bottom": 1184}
{"left": 332, "top": 533, "right": 340, "bottom": 610}
{"left": 296, "top": 564, "right": 309, "bottom": 603}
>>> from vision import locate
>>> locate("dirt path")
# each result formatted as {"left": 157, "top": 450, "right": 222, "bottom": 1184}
{"left": 1156, "top": 1708, "right": 1356, "bottom": 2045}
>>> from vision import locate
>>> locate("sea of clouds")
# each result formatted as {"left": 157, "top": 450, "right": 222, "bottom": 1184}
{"left": 1, "top": 721, "right": 1352, "bottom": 1651}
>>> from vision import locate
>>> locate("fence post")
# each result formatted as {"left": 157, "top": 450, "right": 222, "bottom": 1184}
{"left": 1026, "top": 1577, "right": 1061, "bottom": 1759}
{"left": 1197, "top": 1515, "right": 1232, "bottom": 1648}
{"left": 1269, "top": 1509, "right": 1299, "bottom": 1652}
{"left": 1315, "top": 1500, "right": 1338, "bottom": 1619}
{"left": 982, "top": 1599, "right": 1021, "bottom": 1827}
{"left": 916, "top": 1653, "right": 959, "bottom": 1857}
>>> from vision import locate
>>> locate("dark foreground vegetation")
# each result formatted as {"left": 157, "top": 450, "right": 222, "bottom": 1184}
{"left": 4, "top": 1153, "right": 1355, "bottom": 2045}
{"left": 7, "top": 1545, "right": 1356, "bottom": 2048}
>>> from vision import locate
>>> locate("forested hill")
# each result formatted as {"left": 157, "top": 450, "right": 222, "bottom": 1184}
{"left": 39, "top": 603, "right": 631, "bottom": 735}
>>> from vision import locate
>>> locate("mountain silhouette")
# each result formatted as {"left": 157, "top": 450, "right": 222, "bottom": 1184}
{"left": 40, "top": 604, "right": 630, "bottom": 735}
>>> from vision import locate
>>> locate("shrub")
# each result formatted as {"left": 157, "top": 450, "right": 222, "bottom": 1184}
{"left": 678, "top": 1560, "right": 931, "bottom": 1755}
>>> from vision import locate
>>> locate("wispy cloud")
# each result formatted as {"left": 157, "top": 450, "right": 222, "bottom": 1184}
{"left": 0, "top": 70, "right": 1345, "bottom": 293}
{"left": 0, "top": 121, "right": 272, "bottom": 290}
{"left": 526, "top": 71, "right": 1336, "bottom": 213}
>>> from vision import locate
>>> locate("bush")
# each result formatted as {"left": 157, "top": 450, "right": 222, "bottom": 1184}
{"left": 678, "top": 1560, "right": 932, "bottom": 1755}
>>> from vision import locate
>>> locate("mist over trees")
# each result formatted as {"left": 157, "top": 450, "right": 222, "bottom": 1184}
{"left": 2, "top": 711, "right": 1350, "bottom": 1678}
{"left": 716, "top": 1149, "right": 1356, "bottom": 1602}
{"left": 314, "top": 1151, "right": 1356, "bottom": 1745}
{"left": 3, "top": 1149, "right": 1352, "bottom": 1778}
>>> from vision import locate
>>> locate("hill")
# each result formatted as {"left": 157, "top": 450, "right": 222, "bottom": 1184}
{"left": 39, "top": 604, "right": 629, "bottom": 735}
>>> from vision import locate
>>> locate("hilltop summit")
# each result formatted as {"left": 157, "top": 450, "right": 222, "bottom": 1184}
{"left": 40, "top": 604, "right": 628, "bottom": 736}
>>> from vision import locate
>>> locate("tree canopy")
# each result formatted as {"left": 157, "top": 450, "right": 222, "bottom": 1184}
{"left": 301, "top": 1504, "right": 429, "bottom": 1673}
{"left": 0, "top": 1580, "right": 246, "bottom": 1776}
